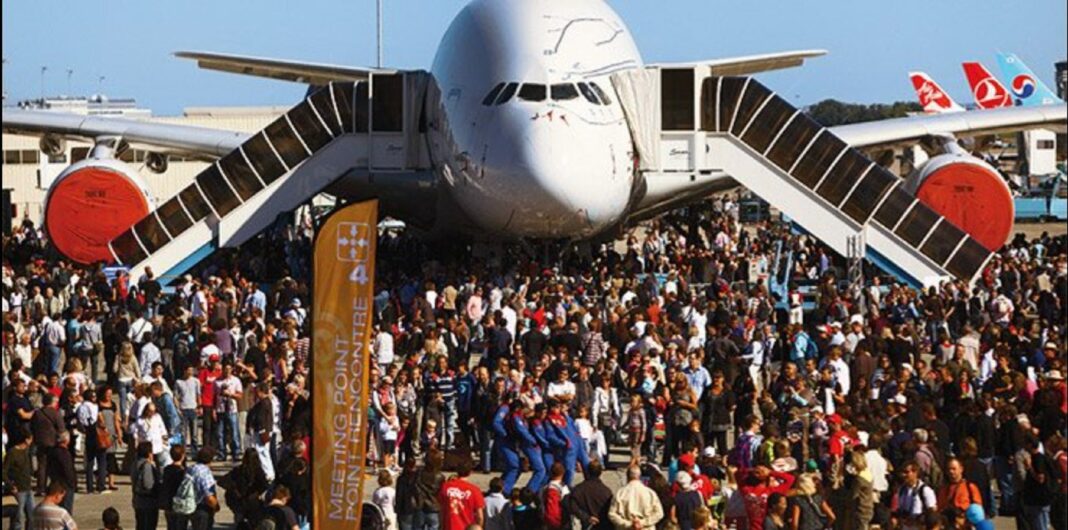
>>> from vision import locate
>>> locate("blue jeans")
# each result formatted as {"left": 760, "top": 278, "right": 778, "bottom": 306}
{"left": 399, "top": 513, "right": 414, "bottom": 530}
{"left": 216, "top": 412, "right": 240, "bottom": 460}
{"left": 1022, "top": 505, "right": 1050, "bottom": 530}
{"left": 412, "top": 510, "right": 439, "bottom": 530}
{"left": 118, "top": 380, "right": 135, "bottom": 422}
{"left": 12, "top": 491, "right": 34, "bottom": 530}
{"left": 182, "top": 409, "right": 199, "bottom": 449}
{"left": 994, "top": 456, "right": 1015, "bottom": 515}
{"left": 44, "top": 344, "right": 62, "bottom": 376}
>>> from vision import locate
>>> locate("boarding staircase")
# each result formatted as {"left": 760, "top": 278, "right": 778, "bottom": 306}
{"left": 106, "top": 79, "right": 422, "bottom": 281}
{"left": 617, "top": 68, "right": 996, "bottom": 287}
{"left": 700, "top": 76, "right": 994, "bottom": 286}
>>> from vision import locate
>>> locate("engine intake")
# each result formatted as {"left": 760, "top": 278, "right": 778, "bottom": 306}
{"left": 908, "top": 153, "right": 1014, "bottom": 251}
{"left": 44, "top": 158, "right": 152, "bottom": 265}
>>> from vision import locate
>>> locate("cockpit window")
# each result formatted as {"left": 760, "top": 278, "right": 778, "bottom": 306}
{"left": 517, "top": 83, "right": 547, "bottom": 102}
{"left": 590, "top": 83, "right": 613, "bottom": 106}
{"left": 495, "top": 82, "right": 519, "bottom": 105}
{"left": 577, "top": 82, "right": 600, "bottom": 105}
{"left": 551, "top": 83, "right": 579, "bottom": 101}
{"left": 482, "top": 83, "right": 506, "bottom": 106}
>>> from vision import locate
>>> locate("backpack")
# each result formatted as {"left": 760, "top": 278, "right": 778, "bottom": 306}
{"left": 172, "top": 473, "right": 197, "bottom": 515}
{"left": 917, "top": 447, "right": 945, "bottom": 490}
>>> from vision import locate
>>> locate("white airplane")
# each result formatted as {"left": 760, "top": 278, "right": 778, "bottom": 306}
{"left": 4, "top": 0, "right": 1066, "bottom": 286}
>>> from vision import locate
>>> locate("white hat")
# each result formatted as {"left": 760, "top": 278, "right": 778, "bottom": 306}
{"left": 849, "top": 314, "right": 864, "bottom": 326}
{"left": 892, "top": 394, "right": 908, "bottom": 405}
{"left": 675, "top": 471, "right": 693, "bottom": 490}
{"left": 702, "top": 446, "right": 716, "bottom": 458}
{"left": 1044, "top": 370, "right": 1064, "bottom": 381}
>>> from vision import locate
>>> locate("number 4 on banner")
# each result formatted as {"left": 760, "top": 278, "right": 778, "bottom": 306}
{"left": 349, "top": 264, "right": 370, "bottom": 285}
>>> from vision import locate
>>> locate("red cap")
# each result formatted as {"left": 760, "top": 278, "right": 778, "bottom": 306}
{"left": 679, "top": 453, "right": 696, "bottom": 469}
{"left": 209, "top": 354, "right": 221, "bottom": 362}
{"left": 827, "top": 413, "right": 843, "bottom": 425}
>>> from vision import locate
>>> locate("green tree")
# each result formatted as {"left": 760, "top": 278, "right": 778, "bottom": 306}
{"left": 805, "top": 99, "right": 923, "bottom": 127}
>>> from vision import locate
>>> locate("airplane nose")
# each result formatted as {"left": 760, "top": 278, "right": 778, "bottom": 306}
{"left": 506, "top": 114, "right": 624, "bottom": 235}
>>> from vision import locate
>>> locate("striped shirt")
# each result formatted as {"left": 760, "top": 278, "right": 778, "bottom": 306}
{"left": 32, "top": 501, "right": 78, "bottom": 530}
{"left": 428, "top": 370, "right": 457, "bottom": 403}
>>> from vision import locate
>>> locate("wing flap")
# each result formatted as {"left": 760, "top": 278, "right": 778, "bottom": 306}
{"left": 651, "top": 49, "right": 827, "bottom": 76}
{"left": 832, "top": 103, "right": 1068, "bottom": 149}
{"left": 174, "top": 51, "right": 393, "bottom": 84}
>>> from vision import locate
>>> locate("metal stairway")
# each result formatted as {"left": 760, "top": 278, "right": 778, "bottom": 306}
{"left": 702, "top": 77, "right": 995, "bottom": 286}
{"left": 106, "top": 82, "right": 366, "bottom": 281}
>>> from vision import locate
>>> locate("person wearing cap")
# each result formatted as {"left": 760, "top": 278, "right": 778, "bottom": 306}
{"left": 670, "top": 471, "right": 704, "bottom": 530}
{"left": 284, "top": 298, "right": 306, "bottom": 328}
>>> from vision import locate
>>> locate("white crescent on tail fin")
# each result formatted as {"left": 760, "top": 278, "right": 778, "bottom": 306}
{"left": 962, "top": 62, "right": 1013, "bottom": 109}
{"left": 908, "top": 71, "right": 964, "bottom": 114}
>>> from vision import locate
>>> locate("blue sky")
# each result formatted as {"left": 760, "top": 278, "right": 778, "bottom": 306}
{"left": 3, "top": 1, "right": 1065, "bottom": 115}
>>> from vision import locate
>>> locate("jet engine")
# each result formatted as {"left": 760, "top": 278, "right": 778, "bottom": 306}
{"left": 907, "top": 150, "right": 1013, "bottom": 252}
{"left": 43, "top": 158, "right": 153, "bottom": 265}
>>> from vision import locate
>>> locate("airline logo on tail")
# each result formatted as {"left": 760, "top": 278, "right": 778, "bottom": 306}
{"left": 996, "top": 52, "right": 1063, "bottom": 106}
{"left": 962, "top": 62, "right": 1012, "bottom": 109}
{"left": 909, "top": 71, "right": 964, "bottom": 113}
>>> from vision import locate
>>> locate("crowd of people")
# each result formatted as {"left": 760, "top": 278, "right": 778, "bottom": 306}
{"left": 3, "top": 217, "right": 312, "bottom": 530}
{"left": 3, "top": 194, "right": 1067, "bottom": 530}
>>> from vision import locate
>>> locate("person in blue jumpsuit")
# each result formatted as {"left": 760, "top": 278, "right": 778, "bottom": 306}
{"left": 532, "top": 403, "right": 563, "bottom": 480}
{"left": 547, "top": 400, "right": 587, "bottom": 486}
{"left": 492, "top": 400, "right": 522, "bottom": 494}
{"left": 513, "top": 403, "right": 548, "bottom": 492}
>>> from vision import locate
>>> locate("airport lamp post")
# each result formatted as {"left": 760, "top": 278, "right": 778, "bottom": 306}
{"left": 376, "top": 0, "right": 383, "bottom": 68}
{"left": 40, "top": 66, "right": 47, "bottom": 101}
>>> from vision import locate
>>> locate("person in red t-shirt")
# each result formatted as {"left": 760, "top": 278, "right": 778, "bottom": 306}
{"left": 826, "top": 414, "right": 853, "bottom": 457}
{"left": 739, "top": 465, "right": 795, "bottom": 530}
{"left": 671, "top": 453, "right": 715, "bottom": 501}
{"left": 438, "top": 456, "right": 485, "bottom": 530}
{"left": 198, "top": 355, "right": 222, "bottom": 450}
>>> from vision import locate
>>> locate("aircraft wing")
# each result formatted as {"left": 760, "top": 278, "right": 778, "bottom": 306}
{"left": 174, "top": 51, "right": 394, "bottom": 84}
{"left": 651, "top": 49, "right": 827, "bottom": 76}
{"left": 1, "top": 108, "right": 248, "bottom": 159}
{"left": 832, "top": 103, "right": 1068, "bottom": 149}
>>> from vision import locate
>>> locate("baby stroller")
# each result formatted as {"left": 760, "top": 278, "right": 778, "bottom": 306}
{"left": 361, "top": 502, "right": 387, "bottom": 530}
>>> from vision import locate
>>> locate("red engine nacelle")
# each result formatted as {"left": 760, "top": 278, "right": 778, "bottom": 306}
{"left": 44, "top": 159, "right": 152, "bottom": 265}
{"left": 910, "top": 153, "right": 1014, "bottom": 252}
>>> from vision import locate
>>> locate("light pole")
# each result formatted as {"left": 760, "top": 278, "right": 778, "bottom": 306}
{"left": 40, "top": 66, "right": 48, "bottom": 101}
{"left": 376, "top": 0, "right": 383, "bottom": 68}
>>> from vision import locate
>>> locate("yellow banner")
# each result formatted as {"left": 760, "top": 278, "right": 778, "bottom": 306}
{"left": 312, "top": 200, "right": 378, "bottom": 529}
